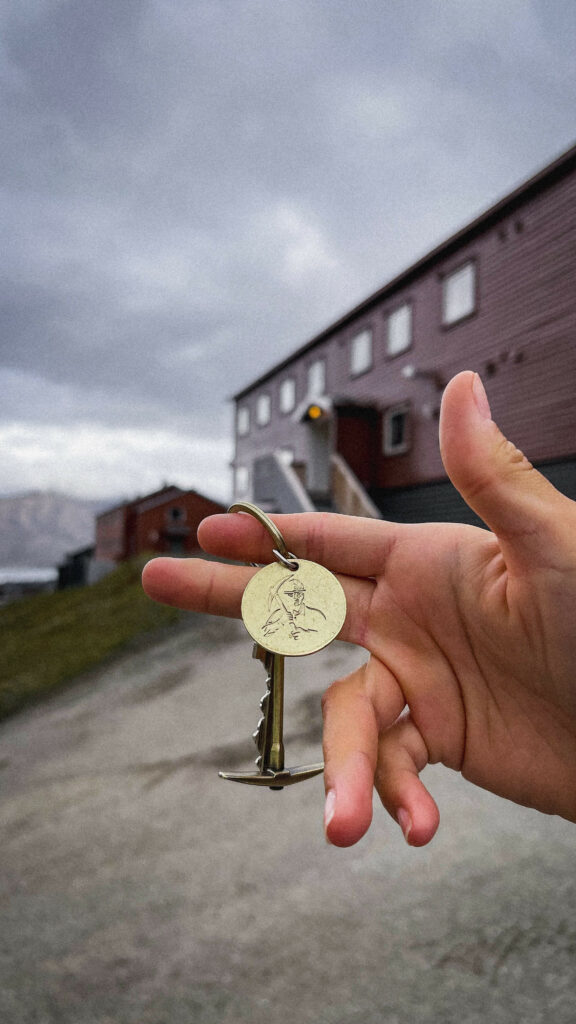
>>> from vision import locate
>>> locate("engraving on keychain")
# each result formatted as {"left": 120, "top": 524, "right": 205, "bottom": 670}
{"left": 241, "top": 559, "right": 346, "bottom": 657}
{"left": 218, "top": 502, "right": 347, "bottom": 790}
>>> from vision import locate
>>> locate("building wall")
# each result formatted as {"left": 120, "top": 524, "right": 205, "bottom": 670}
{"left": 94, "top": 506, "right": 129, "bottom": 561}
{"left": 233, "top": 155, "right": 576, "bottom": 503}
{"left": 128, "top": 491, "right": 225, "bottom": 557}
{"left": 95, "top": 488, "right": 225, "bottom": 562}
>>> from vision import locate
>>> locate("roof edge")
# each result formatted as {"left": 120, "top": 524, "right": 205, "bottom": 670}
{"left": 232, "top": 139, "right": 576, "bottom": 401}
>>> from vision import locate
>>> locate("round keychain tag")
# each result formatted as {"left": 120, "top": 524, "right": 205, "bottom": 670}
{"left": 241, "top": 558, "right": 347, "bottom": 657}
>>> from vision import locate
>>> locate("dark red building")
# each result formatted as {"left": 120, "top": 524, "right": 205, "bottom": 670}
{"left": 232, "top": 142, "right": 576, "bottom": 525}
{"left": 95, "top": 485, "right": 225, "bottom": 562}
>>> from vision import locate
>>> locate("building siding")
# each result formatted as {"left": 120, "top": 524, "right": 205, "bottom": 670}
{"left": 95, "top": 487, "right": 225, "bottom": 562}
{"left": 232, "top": 144, "right": 576, "bottom": 514}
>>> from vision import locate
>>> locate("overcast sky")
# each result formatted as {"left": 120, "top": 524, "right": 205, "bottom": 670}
{"left": 1, "top": 0, "right": 575, "bottom": 502}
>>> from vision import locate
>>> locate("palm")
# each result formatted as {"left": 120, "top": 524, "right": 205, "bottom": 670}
{"left": 351, "top": 520, "right": 576, "bottom": 830}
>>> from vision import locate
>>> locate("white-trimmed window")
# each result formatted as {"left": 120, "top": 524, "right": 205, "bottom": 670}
{"left": 442, "top": 261, "right": 476, "bottom": 325}
{"left": 350, "top": 329, "right": 373, "bottom": 376}
{"left": 307, "top": 358, "right": 326, "bottom": 397}
{"left": 278, "top": 447, "right": 294, "bottom": 466}
{"left": 256, "top": 393, "right": 271, "bottom": 426}
{"left": 383, "top": 404, "right": 411, "bottom": 455}
{"left": 387, "top": 303, "right": 412, "bottom": 356}
{"left": 237, "top": 406, "right": 250, "bottom": 436}
{"left": 234, "top": 465, "right": 249, "bottom": 497}
{"left": 279, "top": 377, "right": 296, "bottom": 414}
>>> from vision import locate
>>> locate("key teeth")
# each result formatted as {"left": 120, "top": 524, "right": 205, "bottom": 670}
{"left": 253, "top": 652, "right": 272, "bottom": 766}
{"left": 253, "top": 718, "right": 265, "bottom": 749}
{"left": 228, "top": 635, "right": 296, "bottom": 785}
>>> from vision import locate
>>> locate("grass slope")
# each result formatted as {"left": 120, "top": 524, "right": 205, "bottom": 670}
{"left": 0, "top": 556, "right": 182, "bottom": 719}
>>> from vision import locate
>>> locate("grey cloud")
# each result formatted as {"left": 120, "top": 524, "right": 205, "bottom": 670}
{"left": 5, "top": 0, "right": 146, "bottom": 135}
{"left": 1, "top": 0, "right": 575, "bottom": 497}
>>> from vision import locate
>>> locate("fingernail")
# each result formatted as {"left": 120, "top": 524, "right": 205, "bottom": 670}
{"left": 472, "top": 373, "right": 491, "bottom": 420}
{"left": 324, "top": 790, "right": 336, "bottom": 838}
{"left": 397, "top": 808, "right": 412, "bottom": 843}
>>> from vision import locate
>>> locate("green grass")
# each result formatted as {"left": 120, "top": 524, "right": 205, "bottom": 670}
{"left": 0, "top": 555, "right": 183, "bottom": 719}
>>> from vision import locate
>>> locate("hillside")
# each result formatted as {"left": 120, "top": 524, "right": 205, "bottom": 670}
{"left": 0, "top": 491, "right": 112, "bottom": 568}
{"left": 0, "top": 555, "right": 186, "bottom": 718}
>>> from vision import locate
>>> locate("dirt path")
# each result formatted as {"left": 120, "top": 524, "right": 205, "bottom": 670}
{"left": 1, "top": 615, "right": 576, "bottom": 1024}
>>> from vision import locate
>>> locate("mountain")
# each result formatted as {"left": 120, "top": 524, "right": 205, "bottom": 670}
{"left": 0, "top": 492, "right": 112, "bottom": 569}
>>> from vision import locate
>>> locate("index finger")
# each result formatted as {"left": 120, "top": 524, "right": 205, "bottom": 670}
{"left": 198, "top": 511, "right": 403, "bottom": 578}
{"left": 142, "top": 555, "right": 375, "bottom": 646}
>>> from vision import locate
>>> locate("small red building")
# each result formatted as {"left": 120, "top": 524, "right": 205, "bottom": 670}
{"left": 95, "top": 485, "right": 225, "bottom": 563}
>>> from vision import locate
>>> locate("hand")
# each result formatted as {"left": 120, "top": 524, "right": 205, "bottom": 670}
{"left": 142, "top": 371, "right": 576, "bottom": 848}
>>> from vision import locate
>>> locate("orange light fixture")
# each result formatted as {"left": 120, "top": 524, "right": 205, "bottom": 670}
{"left": 307, "top": 404, "right": 323, "bottom": 420}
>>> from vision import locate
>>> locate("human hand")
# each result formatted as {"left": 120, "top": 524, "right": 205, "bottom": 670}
{"left": 142, "top": 371, "right": 576, "bottom": 848}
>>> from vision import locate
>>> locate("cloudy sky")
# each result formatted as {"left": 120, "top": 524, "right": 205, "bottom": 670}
{"left": 1, "top": 0, "right": 575, "bottom": 502}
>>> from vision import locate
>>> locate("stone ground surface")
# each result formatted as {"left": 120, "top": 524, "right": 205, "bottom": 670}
{"left": 1, "top": 613, "right": 576, "bottom": 1024}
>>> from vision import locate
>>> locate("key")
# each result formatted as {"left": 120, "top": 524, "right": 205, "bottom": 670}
{"left": 218, "top": 502, "right": 346, "bottom": 790}
{"left": 252, "top": 644, "right": 284, "bottom": 778}
{"left": 219, "top": 643, "right": 324, "bottom": 789}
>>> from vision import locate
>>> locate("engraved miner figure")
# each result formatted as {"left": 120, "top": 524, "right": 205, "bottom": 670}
{"left": 262, "top": 574, "right": 327, "bottom": 642}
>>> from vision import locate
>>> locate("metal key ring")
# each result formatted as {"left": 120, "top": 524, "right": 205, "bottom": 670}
{"left": 228, "top": 501, "right": 300, "bottom": 570}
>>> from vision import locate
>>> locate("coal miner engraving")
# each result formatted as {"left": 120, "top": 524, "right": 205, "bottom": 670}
{"left": 261, "top": 573, "right": 327, "bottom": 643}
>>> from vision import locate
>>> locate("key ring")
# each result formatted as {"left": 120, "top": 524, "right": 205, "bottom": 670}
{"left": 228, "top": 501, "right": 299, "bottom": 570}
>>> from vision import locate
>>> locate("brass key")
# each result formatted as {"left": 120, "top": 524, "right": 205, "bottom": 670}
{"left": 219, "top": 642, "right": 324, "bottom": 789}
{"left": 218, "top": 502, "right": 346, "bottom": 790}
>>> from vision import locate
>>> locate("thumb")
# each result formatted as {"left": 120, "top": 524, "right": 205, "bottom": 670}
{"left": 439, "top": 370, "right": 572, "bottom": 570}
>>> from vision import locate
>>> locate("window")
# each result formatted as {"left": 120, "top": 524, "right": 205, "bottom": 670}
{"left": 350, "top": 329, "right": 373, "bottom": 376}
{"left": 383, "top": 404, "right": 410, "bottom": 455}
{"left": 237, "top": 406, "right": 250, "bottom": 436}
{"left": 442, "top": 261, "right": 476, "bottom": 325}
{"left": 256, "top": 393, "right": 271, "bottom": 426}
{"left": 307, "top": 358, "right": 326, "bottom": 397}
{"left": 279, "top": 377, "right": 296, "bottom": 414}
{"left": 278, "top": 448, "right": 294, "bottom": 465}
{"left": 234, "top": 465, "right": 249, "bottom": 496}
{"left": 387, "top": 303, "right": 412, "bottom": 356}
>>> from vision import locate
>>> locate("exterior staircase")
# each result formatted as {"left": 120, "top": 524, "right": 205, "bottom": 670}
{"left": 252, "top": 451, "right": 381, "bottom": 518}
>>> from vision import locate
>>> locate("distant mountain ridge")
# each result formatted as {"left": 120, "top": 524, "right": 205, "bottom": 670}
{"left": 0, "top": 491, "right": 114, "bottom": 569}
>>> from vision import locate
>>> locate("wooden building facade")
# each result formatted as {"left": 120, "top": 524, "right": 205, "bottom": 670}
{"left": 232, "top": 142, "right": 576, "bottom": 524}
{"left": 95, "top": 485, "right": 225, "bottom": 563}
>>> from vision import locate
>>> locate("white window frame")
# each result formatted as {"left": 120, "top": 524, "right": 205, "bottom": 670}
{"left": 307, "top": 358, "right": 326, "bottom": 397}
{"left": 234, "top": 465, "right": 250, "bottom": 497}
{"left": 386, "top": 303, "right": 412, "bottom": 356}
{"left": 278, "top": 447, "right": 294, "bottom": 466}
{"left": 350, "top": 328, "right": 373, "bottom": 377}
{"left": 279, "top": 377, "right": 296, "bottom": 414}
{"left": 256, "top": 393, "right": 271, "bottom": 426}
{"left": 237, "top": 406, "right": 250, "bottom": 436}
{"left": 442, "top": 261, "right": 476, "bottom": 326}
{"left": 383, "top": 404, "right": 411, "bottom": 455}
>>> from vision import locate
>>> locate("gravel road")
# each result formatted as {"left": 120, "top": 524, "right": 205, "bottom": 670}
{"left": 1, "top": 613, "right": 576, "bottom": 1024}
